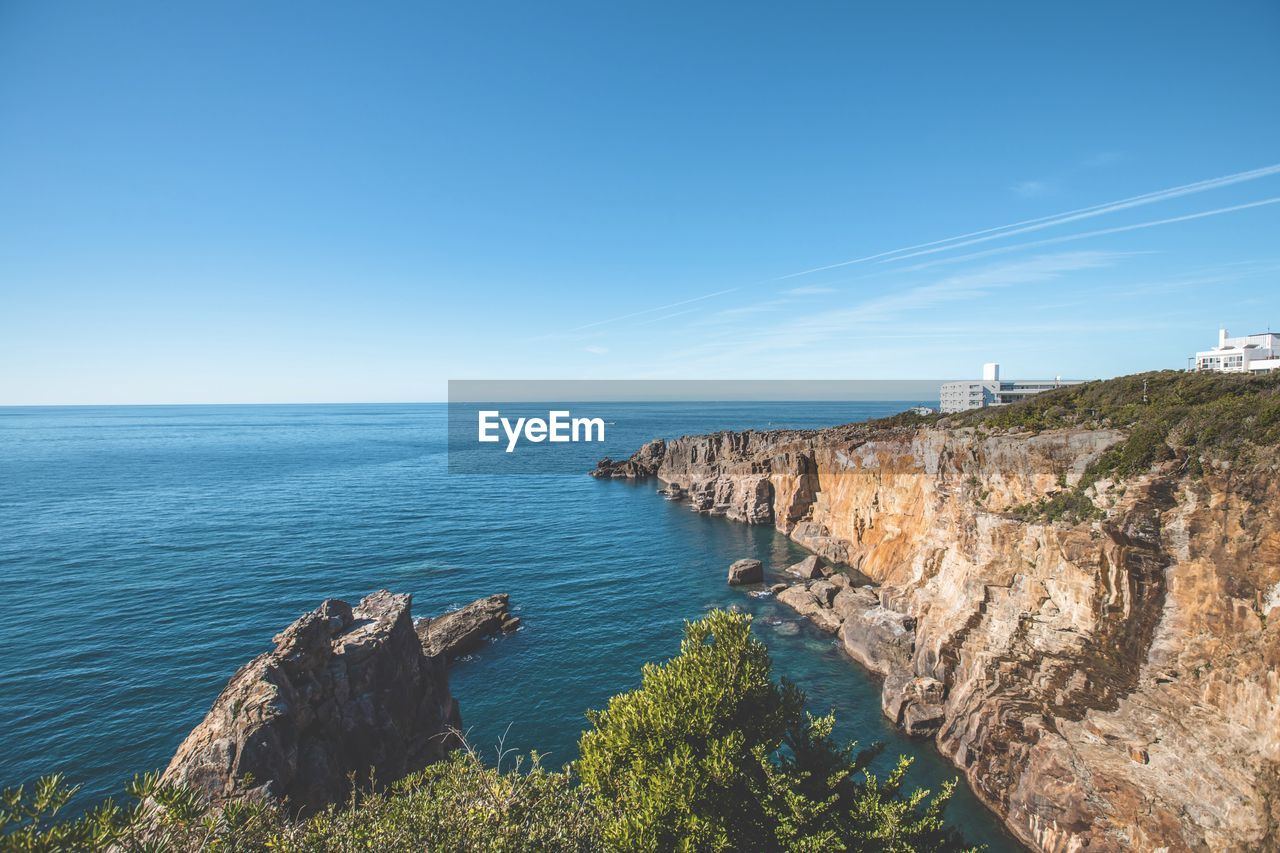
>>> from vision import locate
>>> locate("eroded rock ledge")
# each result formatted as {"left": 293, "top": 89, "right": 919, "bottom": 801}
{"left": 415, "top": 593, "right": 520, "bottom": 659}
{"left": 776, "top": 577, "right": 942, "bottom": 735}
{"left": 163, "top": 590, "right": 517, "bottom": 815}
{"left": 596, "top": 422, "right": 1280, "bottom": 852}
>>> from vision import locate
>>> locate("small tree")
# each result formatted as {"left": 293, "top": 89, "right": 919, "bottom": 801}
{"left": 576, "top": 609, "right": 972, "bottom": 852}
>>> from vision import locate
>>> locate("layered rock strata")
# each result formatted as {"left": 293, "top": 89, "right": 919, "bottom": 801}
{"left": 163, "top": 591, "right": 463, "bottom": 814}
{"left": 595, "top": 423, "right": 1280, "bottom": 852}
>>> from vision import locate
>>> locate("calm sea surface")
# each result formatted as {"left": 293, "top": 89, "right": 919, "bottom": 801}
{"left": 0, "top": 403, "right": 1019, "bottom": 849}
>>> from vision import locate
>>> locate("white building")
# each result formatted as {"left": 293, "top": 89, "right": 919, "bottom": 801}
{"left": 1192, "top": 328, "right": 1280, "bottom": 374}
{"left": 940, "top": 363, "right": 1083, "bottom": 413}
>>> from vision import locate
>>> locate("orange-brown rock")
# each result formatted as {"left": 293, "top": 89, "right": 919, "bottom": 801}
{"left": 602, "top": 421, "right": 1280, "bottom": 851}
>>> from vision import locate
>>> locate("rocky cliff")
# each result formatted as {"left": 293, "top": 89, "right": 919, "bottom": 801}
{"left": 162, "top": 590, "right": 463, "bottom": 814}
{"left": 594, "top": 374, "right": 1280, "bottom": 852}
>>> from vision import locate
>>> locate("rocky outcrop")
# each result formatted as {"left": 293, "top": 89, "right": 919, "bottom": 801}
{"left": 727, "top": 558, "right": 764, "bottom": 585}
{"left": 788, "top": 554, "right": 828, "bottom": 579}
{"left": 415, "top": 593, "right": 518, "bottom": 659}
{"left": 162, "top": 591, "right": 462, "bottom": 815}
{"left": 886, "top": 675, "right": 947, "bottom": 737}
{"left": 591, "top": 438, "right": 666, "bottom": 480}
{"left": 599, "top": 420, "right": 1280, "bottom": 852}
{"left": 777, "top": 581, "right": 842, "bottom": 633}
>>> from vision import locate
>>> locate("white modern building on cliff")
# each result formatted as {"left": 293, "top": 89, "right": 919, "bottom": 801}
{"left": 940, "top": 363, "right": 1083, "bottom": 413}
{"left": 1191, "top": 328, "right": 1280, "bottom": 374}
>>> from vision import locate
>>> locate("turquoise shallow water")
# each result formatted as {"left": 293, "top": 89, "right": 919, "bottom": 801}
{"left": 0, "top": 403, "right": 1019, "bottom": 850}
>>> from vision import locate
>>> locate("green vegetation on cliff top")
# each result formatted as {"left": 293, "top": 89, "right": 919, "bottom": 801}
{"left": 949, "top": 370, "right": 1280, "bottom": 472}
{"left": 2, "top": 611, "right": 973, "bottom": 853}
{"left": 886, "top": 370, "right": 1280, "bottom": 522}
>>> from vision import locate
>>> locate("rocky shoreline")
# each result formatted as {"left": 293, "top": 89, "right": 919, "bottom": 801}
{"left": 593, "top": 417, "right": 1280, "bottom": 852}
{"left": 770, "top": 557, "right": 945, "bottom": 736}
{"left": 162, "top": 590, "right": 517, "bottom": 814}
{"left": 726, "top": 550, "right": 948, "bottom": 737}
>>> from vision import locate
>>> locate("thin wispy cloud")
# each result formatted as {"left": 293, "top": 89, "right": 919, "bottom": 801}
{"left": 783, "top": 285, "right": 839, "bottom": 295}
{"left": 780, "top": 162, "right": 1280, "bottom": 277}
{"left": 1012, "top": 180, "right": 1052, "bottom": 198}
{"left": 659, "top": 251, "right": 1122, "bottom": 369}
{"left": 715, "top": 298, "right": 792, "bottom": 317}
{"left": 632, "top": 307, "right": 702, "bottom": 327}
{"left": 560, "top": 163, "right": 1280, "bottom": 339}
{"left": 895, "top": 196, "right": 1280, "bottom": 273}
{"left": 1082, "top": 151, "right": 1123, "bottom": 168}
{"left": 714, "top": 305, "right": 778, "bottom": 318}
{"left": 567, "top": 287, "right": 740, "bottom": 332}
{"left": 583, "top": 345, "right": 609, "bottom": 355}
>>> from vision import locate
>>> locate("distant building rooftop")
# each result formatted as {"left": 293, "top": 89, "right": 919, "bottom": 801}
{"left": 1191, "top": 328, "right": 1280, "bottom": 374}
{"left": 939, "top": 363, "right": 1083, "bottom": 413}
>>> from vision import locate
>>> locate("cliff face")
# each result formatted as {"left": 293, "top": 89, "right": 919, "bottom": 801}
{"left": 162, "top": 591, "right": 463, "bottom": 814}
{"left": 597, "top": 423, "right": 1280, "bottom": 852}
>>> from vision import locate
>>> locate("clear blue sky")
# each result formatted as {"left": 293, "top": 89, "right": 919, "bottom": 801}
{"left": 2, "top": 1, "right": 1278, "bottom": 403}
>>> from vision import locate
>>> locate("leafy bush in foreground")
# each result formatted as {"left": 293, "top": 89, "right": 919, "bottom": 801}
{"left": 2, "top": 611, "right": 972, "bottom": 852}
{"left": 579, "top": 610, "right": 966, "bottom": 852}
{"left": 2, "top": 753, "right": 596, "bottom": 852}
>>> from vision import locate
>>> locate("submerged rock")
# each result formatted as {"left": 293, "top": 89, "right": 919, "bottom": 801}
{"left": 727, "top": 558, "right": 764, "bottom": 585}
{"left": 415, "top": 593, "right": 515, "bottom": 659}
{"left": 161, "top": 590, "right": 462, "bottom": 814}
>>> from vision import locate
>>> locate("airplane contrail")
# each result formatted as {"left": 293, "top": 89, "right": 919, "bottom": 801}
{"left": 895, "top": 196, "right": 1280, "bottom": 272}
{"left": 567, "top": 287, "right": 740, "bottom": 332}
{"left": 565, "top": 163, "right": 1280, "bottom": 333}
{"left": 776, "top": 162, "right": 1280, "bottom": 279}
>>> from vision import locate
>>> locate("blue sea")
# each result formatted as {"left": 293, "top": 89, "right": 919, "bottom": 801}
{"left": 0, "top": 403, "right": 1019, "bottom": 850}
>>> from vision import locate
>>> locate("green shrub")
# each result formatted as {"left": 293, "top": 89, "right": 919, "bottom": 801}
{"left": 0, "top": 770, "right": 285, "bottom": 852}
{"left": 1009, "top": 490, "right": 1102, "bottom": 524}
{"left": 294, "top": 749, "right": 600, "bottom": 852}
{"left": 3, "top": 611, "right": 972, "bottom": 852}
{"left": 577, "top": 609, "right": 970, "bottom": 852}
{"left": 945, "top": 371, "right": 1280, "bottom": 483}
{"left": 1, "top": 750, "right": 597, "bottom": 852}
